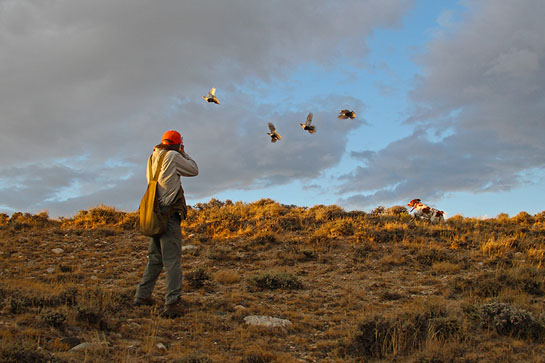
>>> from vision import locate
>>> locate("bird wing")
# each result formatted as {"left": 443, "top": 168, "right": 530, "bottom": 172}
{"left": 339, "top": 109, "right": 349, "bottom": 114}
{"left": 305, "top": 112, "right": 313, "bottom": 126}
{"left": 268, "top": 122, "right": 276, "bottom": 132}
{"left": 209, "top": 87, "right": 216, "bottom": 96}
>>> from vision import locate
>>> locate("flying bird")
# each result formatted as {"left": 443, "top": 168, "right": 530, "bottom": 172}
{"left": 202, "top": 87, "right": 220, "bottom": 104}
{"left": 299, "top": 112, "right": 316, "bottom": 134}
{"left": 267, "top": 122, "right": 282, "bottom": 143}
{"left": 338, "top": 109, "right": 356, "bottom": 119}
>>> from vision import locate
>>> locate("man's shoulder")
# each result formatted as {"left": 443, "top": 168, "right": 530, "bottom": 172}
{"left": 152, "top": 149, "right": 178, "bottom": 160}
{"left": 162, "top": 150, "right": 182, "bottom": 162}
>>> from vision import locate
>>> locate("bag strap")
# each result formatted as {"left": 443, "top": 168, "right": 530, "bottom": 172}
{"left": 147, "top": 151, "right": 168, "bottom": 182}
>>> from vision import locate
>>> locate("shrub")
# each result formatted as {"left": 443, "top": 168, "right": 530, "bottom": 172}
{"left": 353, "top": 244, "right": 375, "bottom": 262}
{"left": 186, "top": 267, "right": 212, "bottom": 289}
{"left": 495, "top": 213, "right": 510, "bottom": 225}
{"left": 240, "top": 349, "right": 276, "bottom": 363}
{"left": 193, "top": 198, "right": 225, "bottom": 211}
{"left": 0, "top": 213, "right": 9, "bottom": 227}
{"left": 356, "top": 229, "right": 404, "bottom": 244}
{"left": 386, "top": 205, "right": 409, "bottom": 217}
{"left": 251, "top": 231, "right": 278, "bottom": 245}
{"left": 452, "top": 268, "right": 544, "bottom": 298}
{"left": 322, "top": 219, "right": 354, "bottom": 237}
{"left": 4, "top": 211, "right": 55, "bottom": 230}
{"left": 478, "top": 302, "right": 544, "bottom": 340}
{"left": 415, "top": 247, "right": 451, "bottom": 266}
{"left": 535, "top": 211, "right": 545, "bottom": 223}
{"left": 380, "top": 291, "right": 404, "bottom": 301}
{"left": 346, "top": 310, "right": 461, "bottom": 359}
{"left": 247, "top": 272, "right": 303, "bottom": 290}
{"left": 481, "top": 236, "right": 518, "bottom": 256}
{"left": 64, "top": 204, "right": 136, "bottom": 229}
{"left": 512, "top": 211, "right": 534, "bottom": 225}
{"left": 371, "top": 206, "right": 386, "bottom": 216}
{"left": 207, "top": 246, "right": 233, "bottom": 261}
{"left": 308, "top": 205, "right": 346, "bottom": 222}
{"left": 172, "top": 354, "right": 213, "bottom": 363}
{"left": 0, "top": 342, "right": 53, "bottom": 363}
{"left": 76, "top": 306, "right": 103, "bottom": 324}
{"left": 40, "top": 309, "right": 66, "bottom": 328}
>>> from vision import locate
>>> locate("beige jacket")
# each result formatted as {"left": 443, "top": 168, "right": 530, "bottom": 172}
{"left": 146, "top": 149, "right": 198, "bottom": 206}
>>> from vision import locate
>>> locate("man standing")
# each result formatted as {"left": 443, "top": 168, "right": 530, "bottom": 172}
{"left": 134, "top": 130, "right": 198, "bottom": 317}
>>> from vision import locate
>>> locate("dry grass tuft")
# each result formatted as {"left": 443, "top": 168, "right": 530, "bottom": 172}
{"left": 214, "top": 269, "right": 240, "bottom": 285}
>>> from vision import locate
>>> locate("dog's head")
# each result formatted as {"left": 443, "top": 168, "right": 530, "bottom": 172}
{"left": 408, "top": 198, "right": 421, "bottom": 208}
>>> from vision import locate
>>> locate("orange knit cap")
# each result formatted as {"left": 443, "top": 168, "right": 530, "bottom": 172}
{"left": 161, "top": 130, "right": 183, "bottom": 145}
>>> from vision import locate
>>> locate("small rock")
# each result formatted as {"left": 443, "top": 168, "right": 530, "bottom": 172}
{"left": 126, "top": 322, "right": 141, "bottom": 329}
{"left": 156, "top": 343, "right": 167, "bottom": 350}
{"left": 90, "top": 276, "right": 99, "bottom": 280}
{"left": 182, "top": 245, "right": 198, "bottom": 251}
{"left": 234, "top": 305, "right": 247, "bottom": 311}
{"left": 69, "top": 342, "right": 100, "bottom": 352}
{"left": 244, "top": 315, "right": 292, "bottom": 328}
{"left": 52, "top": 248, "right": 64, "bottom": 254}
{"left": 60, "top": 337, "right": 81, "bottom": 348}
{"left": 46, "top": 267, "right": 56, "bottom": 274}
{"left": 126, "top": 340, "right": 140, "bottom": 349}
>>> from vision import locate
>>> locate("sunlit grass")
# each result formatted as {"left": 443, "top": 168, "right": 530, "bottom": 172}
{"left": 1, "top": 200, "right": 545, "bottom": 361}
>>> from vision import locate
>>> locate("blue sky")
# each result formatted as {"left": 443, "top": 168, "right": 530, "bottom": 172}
{"left": 0, "top": 0, "right": 544, "bottom": 218}
{"left": 206, "top": 0, "right": 446, "bottom": 205}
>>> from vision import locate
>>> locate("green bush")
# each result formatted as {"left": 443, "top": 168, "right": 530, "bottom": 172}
{"left": 247, "top": 272, "right": 303, "bottom": 290}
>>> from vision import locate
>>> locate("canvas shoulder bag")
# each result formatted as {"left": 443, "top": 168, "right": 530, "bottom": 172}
{"left": 138, "top": 151, "right": 169, "bottom": 237}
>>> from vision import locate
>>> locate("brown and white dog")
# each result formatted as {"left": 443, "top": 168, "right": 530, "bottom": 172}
{"left": 407, "top": 199, "right": 445, "bottom": 223}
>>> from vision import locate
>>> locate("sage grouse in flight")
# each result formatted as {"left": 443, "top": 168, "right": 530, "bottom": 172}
{"left": 299, "top": 112, "right": 316, "bottom": 134}
{"left": 202, "top": 87, "right": 220, "bottom": 104}
{"left": 338, "top": 109, "right": 356, "bottom": 119}
{"left": 267, "top": 122, "right": 282, "bottom": 143}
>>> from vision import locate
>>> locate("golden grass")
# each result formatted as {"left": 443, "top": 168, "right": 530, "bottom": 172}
{"left": 214, "top": 269, "right": 240, "bottom": 284}
{"left": 481, "top": 236, "right": 517, "bottom": 256}
{"left": 432, "top": 261, "right": 461, "bottom": 274}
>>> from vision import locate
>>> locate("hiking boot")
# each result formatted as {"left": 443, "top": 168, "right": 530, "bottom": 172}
{"left": 133, "top": 296, "right": 154, "bottom": 306}
{"left": 161, "top": 299, "right": 186, "bottom": 318}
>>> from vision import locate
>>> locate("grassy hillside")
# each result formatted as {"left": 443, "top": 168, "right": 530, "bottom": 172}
{"left": 1, "top": 199, "right": 545, "bottom": 362}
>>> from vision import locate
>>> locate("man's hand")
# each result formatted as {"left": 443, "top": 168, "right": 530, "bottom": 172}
{"left": 179, "top": 144, "right": 185, "bottom": 153}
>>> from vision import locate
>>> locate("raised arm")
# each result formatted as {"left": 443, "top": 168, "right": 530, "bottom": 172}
{"left": 175, "top": 151, "right": 198, "bottom": 177}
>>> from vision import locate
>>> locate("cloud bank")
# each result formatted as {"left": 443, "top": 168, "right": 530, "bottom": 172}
{"left": 0, "top": 0, "right": 409, "bottom": 216}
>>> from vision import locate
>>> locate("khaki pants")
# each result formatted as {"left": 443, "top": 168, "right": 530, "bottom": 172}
{"left": 135, "top": 213, "right": 182, "bottom": 305}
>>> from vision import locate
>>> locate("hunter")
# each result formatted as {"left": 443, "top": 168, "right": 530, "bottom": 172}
{"left": 134, "top": 130, "right": 198, "bottom": 317}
